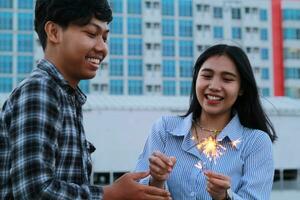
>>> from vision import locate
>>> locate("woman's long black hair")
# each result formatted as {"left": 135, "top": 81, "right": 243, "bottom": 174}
{"left": 183, "top": 44, "right": 277, "bottom": 142}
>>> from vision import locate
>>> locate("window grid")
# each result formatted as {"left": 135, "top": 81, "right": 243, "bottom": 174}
{"left": 110, "top": 79, "right": 124, "bottom": 95}
{"left": 128, "top": 59, "right": 143, "bottom": 76}
{"left": 128, "top": 80, "right": 143, "bottom": 95}
{"left": 0, "top": 12, "right": 12, "bottom": 30}
{"left": 163, "top": 80, "right": 176, "bottom": 96}
{"left": 162, "top": 60, "right": 175, "bottom": 77}
{"left": 0, "top": 55, "right": 12, "bottom": 73}
{"left": 110, "top": 59, "right": 123, "bottom": 76}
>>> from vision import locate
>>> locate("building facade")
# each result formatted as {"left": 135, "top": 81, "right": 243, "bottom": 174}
{"left": 0, "top": 0, "right": 300, "bottom": 98}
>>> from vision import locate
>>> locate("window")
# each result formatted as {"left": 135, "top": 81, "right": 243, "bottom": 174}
{"left": 213, "top": 7, "right": 223, "bottom": 19}
{"left": 0, "top": 55, "right": 12, "bottom": 73}
{"left": 261, "top": 48, "right": 269, "bottom": 60}
{"left": 128, "top": 38, "right": 142, "bottom": 56}
{"left": 162, "top": 19, "right": 175, "bottom": 36}
{"left": 179, "top": 60, "right": 193, "bottom": 77}
{"left": 180, "top": 81, "right": 191, "bottom": 96}
{"left": 179, "top": 0, "right": 192, "bottom": 17}
{"left": 284, "top": 28, "right": 300, "bottom": 40}
{"left": 127, "top": 0, "right": 141, "bottom": 14}
{"left": 261, "top": 68, "right": 269, "bottom": 80}
{"left": 18, "top": 13, "right": 33, "bottom": 30}
{"left": 110, "top": 16, "right": 123, "bottom": 34}
{"left": 260, "top": 9, "right": 268, "bottom": 21}
{"left": 162, "top": 60, "right": 175, "bottom": 77}
{"left": 110, "top": 59, "right": 123, "bottom": 76}
{"left": 109, "top": 37, "right": 123, "bottom": 55}
{"left": 232, "top": 27, "right": 242, "bottom": 39}
{"left": 128, "top": 18, "right": 142, "bottom": 35}
{"left": 163, "top": 80, "right": 176, "bottom": 96}
{"left": 162, "top": 0, "right": 174, "bottom": 16}
{"left": 231, "top": 8, "right": 241, "bottom": 19}
{"left": 213, "top": 26, "right": 223, "bottom": 39}
{"left": 261, "top": 88, "right": 270, "bottom": 97}
{"left": 283, "top": 9, "right": 300, "bottom": 21}
{"left": 109, "top": 0, "right": 123, "bottom": 13}
{"left": 162, "top": 40, "right": 175, "bottom": 57}
{"left": 179, "top": 41, "right": 193, "bottom": 57}
{"left": 0, "top": 77, "right": 12, "bottom": 93}
{"left": 110, "top": 79, "right": 123, "bottom": 95}
{"left": 0, "top": 33, "right": 13, "bottom": 51}
{"left": 128, "top": 80, "right": 143, "bottom": 95}
{"left": 79, "top": 80, "right": 90, "bottom": 94}
{"left": 179, "top": 20, "right": 193, "bottom": 37}
{"left": 128, "top": 59, "right": 143, "bottom": 76}
{"left": 285, "top": 67, "right": 300, "bottom": 79}
{"left": 18, "top": 0, "right": 33, "bottom": 9}
{"left": 260, "top": 28, "right": 268, "bottom": 40}
{"left": 17, "top": 56, "right": 33, "bottom": 73}
{"left": 18, "top": 34, "right": 33, "bottom": 52}
{"left": 0, "top": 12, "right": 12, "bottom": 30}
{"left": 0, "top": 0, "right": 12, "bottom": 8}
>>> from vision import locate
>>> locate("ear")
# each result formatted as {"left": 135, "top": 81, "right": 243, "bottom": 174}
{"left": 44, "top": 21, "right": 62, "bottom": 45}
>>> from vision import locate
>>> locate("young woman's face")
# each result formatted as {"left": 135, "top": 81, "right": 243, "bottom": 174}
{"left": 196, "top": 55, "right": 242, "bottom": 118}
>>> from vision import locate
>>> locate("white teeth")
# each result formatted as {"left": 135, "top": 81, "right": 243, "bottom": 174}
{"left": 87, "top": 57, "right": 100, "bottom": 64}
{"left": 207, "top": 95, "right": 222, "bottom": 100}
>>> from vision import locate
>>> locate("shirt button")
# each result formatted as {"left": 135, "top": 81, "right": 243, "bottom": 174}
{"left": 190, "top": 192, "right": 195, "bottom": 196}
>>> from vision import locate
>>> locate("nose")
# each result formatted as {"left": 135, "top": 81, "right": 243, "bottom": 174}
{"left": 94, "top": 37, "right": 108, "bottom": 57}
{"left": 208, "top": 78, "right": 221, "bottom": 91}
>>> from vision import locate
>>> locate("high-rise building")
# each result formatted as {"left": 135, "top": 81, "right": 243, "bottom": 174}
{"left": 1, "top": 0, "right": 300, "bottom": 98}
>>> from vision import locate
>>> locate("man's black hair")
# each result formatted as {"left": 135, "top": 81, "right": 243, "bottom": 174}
{"left": 34, "top": 0, "right": 113, "bottom": 50}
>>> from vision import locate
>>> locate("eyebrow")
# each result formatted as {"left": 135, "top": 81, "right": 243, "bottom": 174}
{"left": 88, "top": 22, "right": 110, "bottom": 33}
{"left": 200, "top": 68, "right": 237, "bottom": 77}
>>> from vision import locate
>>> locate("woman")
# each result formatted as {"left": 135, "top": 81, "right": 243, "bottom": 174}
{"left": 135, "top": 44, "right": 277, "bottom": 200}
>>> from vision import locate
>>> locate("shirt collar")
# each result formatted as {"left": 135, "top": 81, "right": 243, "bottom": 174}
{"left": 37, "top": 59, "right": 87, "bottom": 106}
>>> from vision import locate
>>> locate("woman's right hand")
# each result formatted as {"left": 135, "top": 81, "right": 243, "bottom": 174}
{"left": 148, "top": 151, "right": 176, "bottom": 187}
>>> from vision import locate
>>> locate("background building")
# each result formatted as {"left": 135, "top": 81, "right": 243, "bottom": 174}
{"left": 1, "top": 0, "right": 300, "bottom": 97}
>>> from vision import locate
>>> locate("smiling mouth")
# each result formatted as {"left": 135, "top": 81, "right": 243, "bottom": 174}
{"left": 206, "top": 95, "right": 223, "bottom": 101}
{"left": 86, "top": 57, "right": 101, "bottom": 65}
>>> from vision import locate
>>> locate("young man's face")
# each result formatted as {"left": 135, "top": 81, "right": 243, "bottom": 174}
{"left": 55, "top": 17, "right": 109, "bottom": 87}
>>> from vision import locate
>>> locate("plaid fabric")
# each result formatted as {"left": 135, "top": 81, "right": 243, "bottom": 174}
{"left": 0, "top": 59, "right": 103, "bottom": 200}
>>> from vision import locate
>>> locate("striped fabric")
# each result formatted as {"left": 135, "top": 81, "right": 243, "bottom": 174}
{"left": 0, "top": 59, "right": 102, "bottom": 199}
{"left": 135, "top": 114, "right": 274, "bottom": 200}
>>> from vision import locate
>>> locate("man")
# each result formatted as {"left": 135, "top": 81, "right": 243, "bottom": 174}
{"left": 0, "top": 0, "right": 171, "bottom": 199}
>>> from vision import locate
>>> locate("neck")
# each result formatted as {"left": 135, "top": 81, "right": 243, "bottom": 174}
{"left": 198, "top": 112, "right": 231, "bottom": 131}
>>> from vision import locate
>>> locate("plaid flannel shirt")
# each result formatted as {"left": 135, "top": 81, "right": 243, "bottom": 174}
{"left": 0, "top": 59, "right": 103, "bottom": 200}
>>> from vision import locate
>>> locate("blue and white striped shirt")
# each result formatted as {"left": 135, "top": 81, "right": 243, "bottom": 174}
{"left": 135, "top": 114, "right": 274, "bottom": 200}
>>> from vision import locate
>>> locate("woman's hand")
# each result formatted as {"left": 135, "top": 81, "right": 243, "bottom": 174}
{"left": 204, "top": 171, "right": 231, "bottom": 200}
{"left": 148, "top": 151, "right": 176, "bottom": 188}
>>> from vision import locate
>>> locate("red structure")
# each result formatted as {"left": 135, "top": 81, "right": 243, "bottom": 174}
{"left": 272, "top": 0, "right": 284, "bottom": 96}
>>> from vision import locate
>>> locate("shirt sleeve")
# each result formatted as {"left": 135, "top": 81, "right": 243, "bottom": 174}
{"left": 8, "top": 80, "right": 103, "bottom": 200}
{"left": 232, "top": 132, "right": 274, "bottom": 200}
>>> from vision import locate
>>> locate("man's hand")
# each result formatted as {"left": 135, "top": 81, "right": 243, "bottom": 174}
{"left": 204, "top": 171, "right": 231, "bottom": 200}
{"left": 103, "top": 171, "right": 172, "bottom": 200}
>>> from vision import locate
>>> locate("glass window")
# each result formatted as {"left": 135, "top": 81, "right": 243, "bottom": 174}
{"left": 260, "top": 9, "right": 268, "bottom": 21}
{"left": 162, "top": 19, "right": 174, "bottom": 36}
{"left": 232, "top": 27, "right": 242, "bottom": 39}
{"left": 128, "top": 59, "right": 143, "bottom": 76}
{"left": 0, "top": 33, "right": 13, "bottom": 51}
{"left": 110, "top": 16, "right": 123, "bottom": 34}
{"left": 261, "top": 48, "right": 269, "bottom": 60}
{"left": 231, "top": 8, "right": 241, "bottom": 19}
{"left": 128, "top": 38, "right": 142, "bottom": 56}
{"left": 180, "top": 81, "right": 191, "bottom": 96}
{"left": 109, "top": 0, "right": 123, "bottom": 13}
{"left": 110, "top": 79, "right": 123, "bottom": 95}
{"left": 127, "top": 0, "right": 141, "bottom": 14}
{"left": 163, "top": 80, "right": 176, "bottom": 96}
{"left": 17, "top": 56, "right": 33, "bottom": 73}
{"left": 128, "top": 17, "right": 142, "bottom": 35}
{"left": 179, "top": 20, "right": 193, "bottom": 37}
{"left": 0, "top": 0, "right": 12, "bottom": 8}
{"left": 162, "top": 40, "right": 175, "bottom": 57}
{"left": 261, "top": 88, "right": 270, "bottom": 97}
{"left": 18, "top": 0, "right": 33, "bottom": 9}
{"left": 128, "top": 80, "right": 143, "bottom": 95}
{"left": 179, "top": 40, "right": 193, "bottom": 57}
{"left": 284, "top": 28, "right": 300, "bottom": 40}
{"left": 79, "top": 80, "right": 90, "bottom": 94}
{"left": 179, "top": 0, "right": 192, "bottom": 17}
{"left": 0, "top": 12, "right": 12, "bottom": 30}
{"left": 213, "top": 7, "right": 223, "bottom": 19}
{"left": 179, "top": 60, "right": 193, "bottom": 77}
{"left": 18, "top": 13, "right": 33, "bottom": 30}
{"left": 109, "top": 37, "right": 123, "bottom": 55}
{"left": 260, "top": 28, "right": 268, "bottom": 40}
{"left": 110, "top": 59, "right": 123, "bottom": 76}
{"left": 0, "top": 55, "right": 12, "bottom": 73}
{"left": 213, "top": 26, "right": 224, "bottom": 39}
{"left": 162, "top": 0, "right": 174, "bottom": 16}
{"left": 18, "top": 34, "right": 33, "bottom": 52}
{"left": 261, "top": 68, "right": 269, "bottom": 80}
{"left": 283, "top": 9, "right": 300, "bottom": 21}
{"left": 0, "top": 77, "right": 13, "bottom": 93}
{"left": 162, "top": 60, "right": 175, "bottom": 77}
